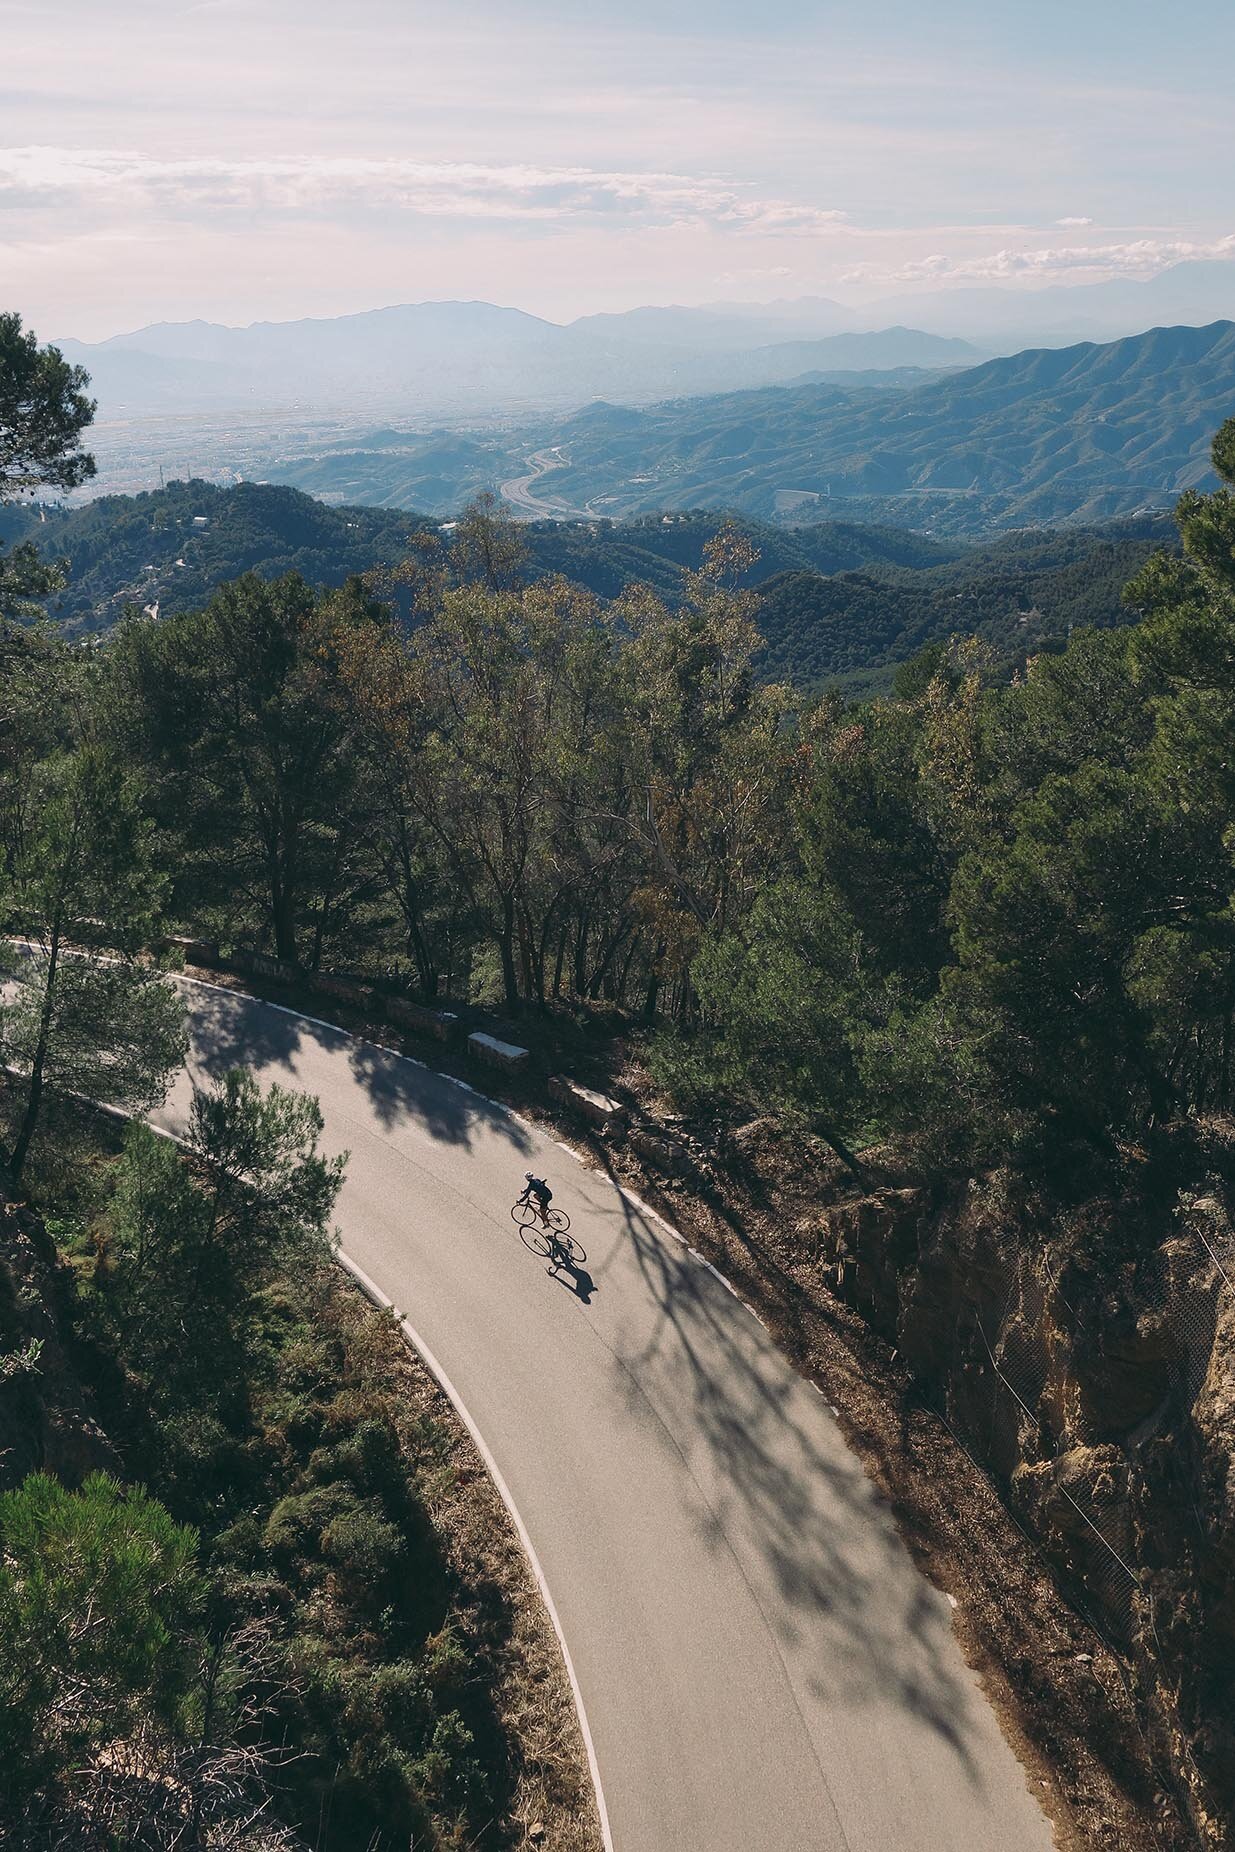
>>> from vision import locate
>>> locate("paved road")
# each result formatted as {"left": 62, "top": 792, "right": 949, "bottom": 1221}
{"left": 499, "top": 446, "right": 580, "bottom": 518}
{"left": 151, "top": 979, "right": 1054, "bottom": 1852}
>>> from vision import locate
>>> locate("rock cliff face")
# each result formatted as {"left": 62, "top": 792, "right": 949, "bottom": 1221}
{"left": 809, "top": 1129, "right": 1235, "bottom": 1845}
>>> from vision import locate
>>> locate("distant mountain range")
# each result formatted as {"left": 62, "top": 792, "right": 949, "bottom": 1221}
{"left": 545, "top": 318, "right": 1235, "bottom": 529}
{"left": 858, "top": 258, "right": 1235, "bottom": 347}
{"left": 53, "top": 260, "right": 1235, "bottom": 431}
{"left": 253, "top": 319, "right": 1235, "bottom": 537}
{"left": 57, "top": 308, "right": 982, "bottom": 421}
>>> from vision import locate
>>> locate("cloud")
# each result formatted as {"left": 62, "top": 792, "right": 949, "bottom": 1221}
{"left": 1055, "top": 215, "right": 1094, "bottom": 227}
{"left": 714, "top": 265, "right": 794, "bottom": 283}
{"left": 843, "top": 232, "right": 1235, "bottom": 286}
{"left": 0, "top": 145, "right": 846, "bottom": 235}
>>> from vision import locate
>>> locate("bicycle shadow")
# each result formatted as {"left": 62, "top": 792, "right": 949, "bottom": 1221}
{"left": 515, "top": 1207, "right": 599, "bottom": 1306}
{"left": 547, "top": 1250, "right": 598, "bottom": 1305}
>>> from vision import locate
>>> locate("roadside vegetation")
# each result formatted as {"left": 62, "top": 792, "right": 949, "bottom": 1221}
{"left": 0, "top": 317, "right": 601, "bottom": 1849}
{"left": 5, "top": 314, "right": 1235, "bottom": 1844}
{"left": 1, "top": 1089, "right": 600, "bottom": 1850}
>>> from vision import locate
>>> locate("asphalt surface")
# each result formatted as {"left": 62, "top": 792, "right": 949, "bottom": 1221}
{"left": 499, "top": 446, "right": 581, "bottom": 518}
{"left": 147, "top": 978, "right": 1055, "bottom": 1852}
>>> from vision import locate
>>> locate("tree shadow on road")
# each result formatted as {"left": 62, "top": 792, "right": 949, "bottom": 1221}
{"left": 589, "top": 1149, "right": 989, "bottom": 1800}
{"left": 182, "top": 982, "right": 309, "bottom": 1081}
{"left": 346, "top": 1036, "right": 533, "bottom": 1154}
{"left": 181, "top": 984, "right": 531, "bottom": 1156}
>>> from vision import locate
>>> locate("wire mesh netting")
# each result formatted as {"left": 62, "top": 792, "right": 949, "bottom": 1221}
{"left": 931, "top": 1198, "right": 1234, "bottom": 1649}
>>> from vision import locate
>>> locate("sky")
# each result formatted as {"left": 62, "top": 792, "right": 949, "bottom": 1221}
{"left": 3, "top": 0, "right": 1234, "bottom": 340}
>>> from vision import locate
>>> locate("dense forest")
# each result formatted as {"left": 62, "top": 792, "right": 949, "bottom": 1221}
{"left": 0, "top": 483, "right": 951, "bottom": 637}
{"left": 0, "top": 477, "right": 1173, "bottom": 697}
{"left": 757, "top": 516, "right": 1175, "bottom": 690}
{"left": 5, "top": 311, "right": 1235, "bottom": 1845}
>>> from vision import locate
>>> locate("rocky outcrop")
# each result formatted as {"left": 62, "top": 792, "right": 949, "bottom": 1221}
{"left": 804, "top": 1131, "right": 1235, "bottom": 1847}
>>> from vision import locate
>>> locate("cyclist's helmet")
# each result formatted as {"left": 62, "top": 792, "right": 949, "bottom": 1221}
{"left": 526, "top": 1171, "right": 535, "bottom": 1181}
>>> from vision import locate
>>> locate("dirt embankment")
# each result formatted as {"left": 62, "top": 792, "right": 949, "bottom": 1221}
{"left": 598, "top": 1107, "right": 1235, "bottom": 1852}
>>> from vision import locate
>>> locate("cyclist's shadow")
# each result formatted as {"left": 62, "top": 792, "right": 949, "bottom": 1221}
{"left": 547, "top": 1250, "right": 598, "bottom": 1306}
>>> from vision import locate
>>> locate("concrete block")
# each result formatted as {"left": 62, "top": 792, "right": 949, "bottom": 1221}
{"left": 548, "top": 1075, "right": 626, "bottom": 1132}
{"left": 386, "top": 996, "right": 460, "bottom": 1042}
{"left": 468, "top": 1031, "right": 530, "bottom": 1072}
{"left": 308, "top": 972, "right": 375, "bottom": 1010}
{"left": 167, "top": 934, "right": 218, "bottom": 966}
{"left": 236, "top": 950, "right": 298, "bottom": 984}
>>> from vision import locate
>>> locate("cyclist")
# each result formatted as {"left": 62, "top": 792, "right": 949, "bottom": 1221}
{"left": 518, "top": 1172, "right": 553, "bottom": 1226}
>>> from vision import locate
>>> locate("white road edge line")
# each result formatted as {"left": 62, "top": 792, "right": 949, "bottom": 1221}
{"left": 9, "top": 950, "right": 779, "bottom": 1849}
{"left": 335, "top": 1252, "right": 616, "bottom": 1852}
{"left": 67, "top": 1083, "right": 618, "bottom": 1852}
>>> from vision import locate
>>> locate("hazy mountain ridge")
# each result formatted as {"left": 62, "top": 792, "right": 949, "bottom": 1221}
{"left": 55, "top": 259, "right": 1235, "bottom": 430}
{"left": 58, "top": 304, "right": 983, "bottom": 421}
{"left": 519, "top": 320, "right": 1235, "bottom": 533}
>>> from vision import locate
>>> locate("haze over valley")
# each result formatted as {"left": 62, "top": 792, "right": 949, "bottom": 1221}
{"left": 6, "top": 3, "right": 1235, "bottom": 1849}
{"left": 57, "top": 305, "right": 1235, "bottom": 545}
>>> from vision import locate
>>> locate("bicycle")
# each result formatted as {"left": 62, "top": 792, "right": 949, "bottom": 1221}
{"left": 511, "top": 1198, "right": 587, "bottom": 1268}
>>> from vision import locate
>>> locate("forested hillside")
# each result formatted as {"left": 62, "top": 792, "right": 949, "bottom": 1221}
{"left": 517, "top": 320, "right": 1235, "bottom": 530}
{"left": 757, "top": 517, "right": 1176, "bottom": 689}
{"left": 0, "top": 480, "right": 958, "bottom": 634}
{"left": 0, "top": 478, "right": 1173, "bottom": 690}
{"left": 0, "top": 480, "right": 436, "bottom": 632}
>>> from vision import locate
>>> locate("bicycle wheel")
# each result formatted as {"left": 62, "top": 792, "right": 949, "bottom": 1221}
{"left": 519, "top": 1222, "right": 554, "bottom": 1258}
{"left": 545, "top": 1206, "right": 571, "bottom": 1234}
{"left": 511, "top": 1200, "right": 539, "bottom": 1229}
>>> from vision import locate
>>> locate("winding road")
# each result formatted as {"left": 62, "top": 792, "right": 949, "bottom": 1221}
{"left": 499, "top": 446, "right": 581, "bottom": 518}
{"left": 151, "top": 977, "right": 1054, "bottom": 1852}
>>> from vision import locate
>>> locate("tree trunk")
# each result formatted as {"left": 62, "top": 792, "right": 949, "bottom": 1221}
{"left": 813, "top": 1119, "right": 867, "bottom": 1183}
{"left": 573, "top": 908, "right": 591, "bottom": 998}
{"left": 395, "top": 827, "right": 438, "bottom": 997}
{"left": 552, "top": 918, "right": 568, "bottom": 1000}
{"left": 498, "top": 895, "right": 520, "bottom": 1011}
{"left": 9, "top": 921, "right": 62, "bottom": 1186}
{"left": 270, "top": 873, "right": 298, "bottom": 965}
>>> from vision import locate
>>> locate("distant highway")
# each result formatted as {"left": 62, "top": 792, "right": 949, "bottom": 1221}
{"left": 500, "top": 446, "right": 584, "bottom": 518}
{"left": 143, "top": 978, "right": 1056, "bottom": 1852}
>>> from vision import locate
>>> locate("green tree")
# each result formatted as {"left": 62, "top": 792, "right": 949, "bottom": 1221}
{"left": 450, "top": 490, "right": 528, "bottom": 593}
{"left": 112, "top": 572, "right": 381, "bottom": 965}
{"left": 619, "top": 528, "right": 793, "bottom": 1015}
{"left": 405, "top": 573, "right": 627, "bottom": 1009}
{"left": 663, "top": 879, "right": 867, "bottom": 1173}
{"left": 0, "top": 313, "right": 96, "bottom": 499}
{"left": 942, "top": 763, "right": 1214, "bottom": 1145}
{"left": 0, "top": 313, "right": 95, "bottom": 631}
{"left": 0, "top": 744, "right": 185, "bottom": 1184}
{"left": 96, "top": 1072, "right": 344, "bottom": 1403}
{"left": 0, "top": 1471, "right": 201, "bottom": 1796}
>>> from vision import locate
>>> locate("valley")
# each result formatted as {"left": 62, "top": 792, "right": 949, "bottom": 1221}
{"left": 6, "top": 110, "right": 1235, "bottom": 1844}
